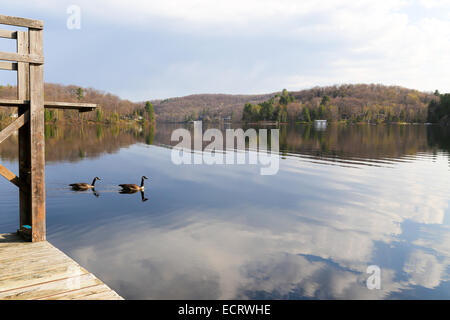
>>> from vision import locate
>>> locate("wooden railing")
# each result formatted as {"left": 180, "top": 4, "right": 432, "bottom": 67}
{"left": 0, "top": 14, "right": 97, "bottom": 242}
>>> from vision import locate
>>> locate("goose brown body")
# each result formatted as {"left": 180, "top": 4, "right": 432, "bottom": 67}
{"left": 119, "top": 176, "right": 148, "bottom": 192}
{"left": 70, "top": 177, "right": 101, "bottom": 191}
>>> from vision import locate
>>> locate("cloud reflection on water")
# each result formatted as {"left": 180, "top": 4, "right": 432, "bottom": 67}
{"left": 51, "top": 145, "right": 450, "bottom": 299}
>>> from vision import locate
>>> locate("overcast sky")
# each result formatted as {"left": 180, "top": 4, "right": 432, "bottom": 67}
{"left": 1, "top": 0, "right": 449, "bottom": 101}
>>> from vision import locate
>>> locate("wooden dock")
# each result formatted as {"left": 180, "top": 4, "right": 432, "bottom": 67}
{"left": 0, "top": 233, "right": 123, "bottom": 300}
{"left": 0, "top": 15, "right": 119, "bottom": 300}
{"left": 1, "top": 14, "right": 99, "bottom": 242}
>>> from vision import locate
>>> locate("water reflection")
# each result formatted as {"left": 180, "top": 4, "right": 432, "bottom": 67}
{"left": 0, "top": 122, "right": 156, "bottom": 163}
{"left": 0, "top": 122, "right": 449, "bottom": 299}
{"left": 44, "top": 145, "right": 449, "bottom": 299}
{"left": 119, "top": 190, "right": 148, "bottom": 202}
{"left": 0, "top": 122, "right": 449, "bottom": 164}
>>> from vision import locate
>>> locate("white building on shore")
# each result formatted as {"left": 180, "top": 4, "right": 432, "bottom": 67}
{"left": 314, "top": 119, "right": 327, "bottom": 130}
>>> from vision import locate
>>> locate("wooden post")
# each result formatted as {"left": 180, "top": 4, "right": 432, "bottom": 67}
{"left": 28, "top": 28, "right": 46, "bottom": 242}
{"left": 1, "top": 15, "right": 97, "bottom": 242}
{"left": 17, "top": 30, "right": 32, "bottom": 230}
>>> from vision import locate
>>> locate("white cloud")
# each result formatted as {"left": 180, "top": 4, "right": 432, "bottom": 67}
{"left": 3, "top": 0, "right": 450, "bottom": 98}
{"left": 403, "top": 250, "right": 448, "bottom": 288}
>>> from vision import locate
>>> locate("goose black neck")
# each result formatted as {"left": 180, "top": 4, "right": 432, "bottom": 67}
{"left": 140, "top": 177, "right": 145, "bottom": 187}
{"left": 91, "top": 178, "right": 97, "bottom": 186}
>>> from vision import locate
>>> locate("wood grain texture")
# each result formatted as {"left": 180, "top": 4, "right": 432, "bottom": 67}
{"left": 0, "top": 51, "right": 43, "bottom": 64}
{"left": 17, "top": 31, "right": 29, "bottom": 100}
{"left": 0, "top": 29, "right": 17, "bottom": 39}
{"left": 0, "top": 233, "right": 123, "bottom": 300}
{"left": 0, "top": 99, "right": 25, "bottom": 106}
{"left": 0, "top": 164, "right": 20, "bottom": 187}
{"left": 0, "top": 99, "right": 98, "bottom": 111}
{"left": 0, "top": 111, "right": 29, "bottom": 145}
{"left": 28, "top": 29, "right": 46, "bottom": 242}
{"left": 43, "top": 101, "right": 97, "bottom": 111}
{"left": 0, "top": 61, "right": 17, "bottom": 70}
{"left": 17, "top": 30, "right": 31, "bottom": 229}
{"left": 1, "top": 15, "right": 97, "bottom": 245}
{"left": 37, "top": 284, "right": 118, "bottom": 300}
{"left": 0, "top": 14, "right": 43, "bottom": 29}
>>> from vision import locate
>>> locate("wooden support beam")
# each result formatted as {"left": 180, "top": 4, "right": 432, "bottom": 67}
{"left": 0, "top": 61, "right": 17, "bottom": 70}
{"left": 0, "top": 164, "right": 20, "bottom": 188}
{"left": 0, "top": 14, "right": 43, "bottom": 30}
{"left": 44, "top": 101, "right": 98, "bottom": 112}
{"left": 17, "top": 31, "right": 29, "bottom": 101}
{"left": 29, "top": 28, "right": 46, "bottom": 242}
{"left": 17, "top": 30, "right": 31, "bottom": 230}
{"left": 0, "top": 98, "right": 25, "bottom": 106}
{"left": 0, "top": 51, "right": 44, "bottom": 64}
{"left": 0, "top": 111, "right": 29, "bottom": 145}
{"left": 1, "top": 16, "right": 98, "bottom": 242}
{"left": 0, "top": 99, "right": 98, "bottom": 112}
{"left": 0, "top": 29, "right": 17, "bottom": 39}
{"left": 18, "top": 105, "right": 31, "bottom": 229}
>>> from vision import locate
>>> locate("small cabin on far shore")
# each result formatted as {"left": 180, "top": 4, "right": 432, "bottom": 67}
{"left": 314, "top": 119, "right": 327, "bottom": 129}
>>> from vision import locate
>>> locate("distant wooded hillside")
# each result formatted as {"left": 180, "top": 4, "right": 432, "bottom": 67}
{"left": 242, "top": 84, "right": 437, "bottom": 124}
{"left": 152, "top": 84, "right": 439, "bottom": 123}
{"left": 0, "top": 83, "right": 439, "bottom": 123}
{"left": 151, "top": 93, "right": 275, "bottom": 122}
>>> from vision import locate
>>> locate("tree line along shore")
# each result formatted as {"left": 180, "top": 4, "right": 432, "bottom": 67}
{"left": 0, "top": 83, "right": 155, "bottom": 126}
{"left": 242, "top": 88, "right": 449, "bottom": 125}
{"left": 0, "top": 83, "right": 448, "bottom": 125}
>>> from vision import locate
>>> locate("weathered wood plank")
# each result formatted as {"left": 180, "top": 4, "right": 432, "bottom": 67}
{"left": 0, "top": 262, "right": 88, "bottom": 292}
{"left": 0, "top": 274, "right": 101, "bottom": 300}
{"left": 29, "top": 28, "right": 46, "bottom": 242}
{"left": 0, "top": 255, "right": 79, "bottom": 283}
{"left": 0, "top": 111, "right": 29, "bottom": 145}
{"left": 0, "top": 246, "right": 65, "bottom": 268}
{"left": 0, "top": 239, "right": 48, "bottom": 250}
{"left": 43, "top": 101, "right": 97, "bottom": 112}
{"left": 0, "top": 242, "right": 50, "bottom": 252}
{"left": 17, "top": 31, "right": 29, "bottom": 100}
{"left": 0, "top": 249, "right": 65, "bottom": 266}
{"left": 0, "top": 164, "right": 20, "bottom": 188}
{"left": 0, "top": 61, "right": 17, "bottom": 70}
{"left": 0, "top": 236, "right": 47, "bottom": 247}
{"left": 0, "top": 98, "right": 25, "bottom": 106}
{"left": 0, "top": 234, "right": 123, "bottom": 300}
{"left": 0, "top": 248, "right": 51, "bottom": 260}
{"left": 0, "top": 29, "right": 17, "bottom": 39}
{"left": 79, "top": 290, "right": 123, "bottom": 300}
{"left": 37, "top": 284, "right": 114, "bottom": 300}
{"left": 0, "top": 51, "right": 43, "bottom": 64}
{"left": 0, "top": 14, "right": 43, "bottom": 30}
{"left": 0, "top": 246, "right": 59, "bottom": 258}
{"left": 17, "top": 30, "right": 31, "bottom": 229}
{"left": 0, "top": 99, "right": 98, "bottom": 111}
{"left": 0, "top": 240, "right": 55, "bottom": 261}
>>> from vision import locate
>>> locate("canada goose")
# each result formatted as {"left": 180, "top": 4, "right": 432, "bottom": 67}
{"left": 119, "top": 176, "right": 148, "bottom": 192}
{"left": 69, "top": 177, "right": 101, "bottom": 191}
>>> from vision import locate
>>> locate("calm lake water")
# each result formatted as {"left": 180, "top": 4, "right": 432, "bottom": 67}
{"left": 0, "top": 122, "right": 449, "bottom": 299}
